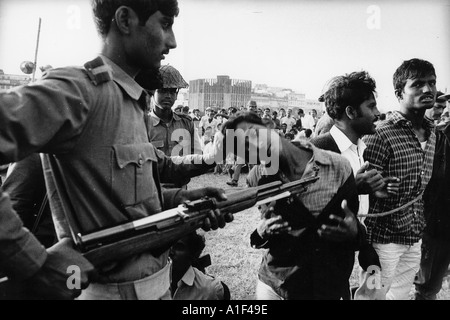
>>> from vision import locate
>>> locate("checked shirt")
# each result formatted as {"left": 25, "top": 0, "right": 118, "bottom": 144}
{"left": 362, "top": 111, "right": 436, "bottom": 245}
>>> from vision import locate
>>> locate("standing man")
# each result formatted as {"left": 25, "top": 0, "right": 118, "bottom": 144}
{"left": 148, "top": 65, "right": 201, "bottom": 157}
{"left": 295, "top": 108, "right": 305, "bottom": 130}
{"left": 147, "top": 64, "right": 202, "bottom": 188}
{"left": 192, "top": 109, "right": 201, "bottom": 129}
{"left": 362, "top": 58, "right": 437, "bottom": 300}
{"left": 271, "top": 111, "right": 281, "bottom": 129}
{"left": 199, "top": 107, "right": 219, "bottom": 137}
{"left": 281, "top": 108, "right": 296, "bottom": 132}
{"left": 0, "top": 0, "right": 232, "bottom": 300}
{"left": 247, "top": 100, "right": 258, "bottom": 113}
{"left": 310, "top": 71, "right": 400, "bottom": 298}
{"left": 303, "top": 109, "right": 318, "bottom": 132}
{"left": 424, "top": 91, "right": 447, "bottom": 126}
{"left": 414, "top": 92, "right": 450, "bottom": 300}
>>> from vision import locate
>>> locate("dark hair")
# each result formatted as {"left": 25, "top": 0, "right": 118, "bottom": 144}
{"left": 222, "top": 111, "right": 264, "bottom": 132}
{"left": 324, "top": 71, "right": 377, "bottom": 120}
{"left": 284, "top": 133, "right": 294, "bottom": 140}
{"left": 179, "top": 232, "right": 205, "bottom": 259}
{"left": 304, "top": 129, "right": 312, "bottom": 138}
{"left": 393, "top": 58, "right": 436, "bottom": 95}
{"left": 92, "top": 0, "right": 179, "bottom": 37}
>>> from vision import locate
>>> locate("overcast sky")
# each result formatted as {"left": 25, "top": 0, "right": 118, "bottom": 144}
{"left": 1, "top": 0, "right": 449, "bottom": 112}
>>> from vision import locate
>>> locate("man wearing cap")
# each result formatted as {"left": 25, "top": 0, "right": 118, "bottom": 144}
{"left": 414, "top": 91, "right": 450, "bottom": 300}
{"left": 148, "top": 65, "right": 202, "bottom": 188}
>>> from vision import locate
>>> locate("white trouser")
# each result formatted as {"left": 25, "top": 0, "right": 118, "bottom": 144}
{"left": 372, "top": 241, "right": 422, "bottom": 300}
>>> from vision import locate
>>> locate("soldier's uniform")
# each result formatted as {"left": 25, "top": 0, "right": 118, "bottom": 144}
{"left": 0, "top": 55, "right": 207, "bottom": 299}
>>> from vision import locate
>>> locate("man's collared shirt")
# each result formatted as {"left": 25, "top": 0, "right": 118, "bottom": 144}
{"left": 247, "top": 138, "right": 359, "bottom": 299}
{"left": 362, "top": 111, "right": 436, "bottom": 245}
{"left": 172, "top": 266, "right": 225, "bottom": 300}
{"left": 280, "top": 116, "right": 296, "bottom": 132}
{"left": 198, "top": 116, "right": 219, "bottom": 136}
{"left": 330, "top": 126, "right": 369, "bottom": 218}
{"left": 148, "top": 110, "right": 202, "bottom": 157}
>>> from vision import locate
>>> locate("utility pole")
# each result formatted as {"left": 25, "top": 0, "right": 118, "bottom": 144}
{"left": 32, "top": 17, "right": 42, "bottom": 82}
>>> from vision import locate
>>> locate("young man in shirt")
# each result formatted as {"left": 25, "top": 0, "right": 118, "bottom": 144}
{"left": 362, "top": 58, "right": 437, "bottom": 300}
{"left": 223, "top": 111, "right": 365, "bottom": 299}
{"left": 310, "top": 70, "right": 400, "bottom": 298}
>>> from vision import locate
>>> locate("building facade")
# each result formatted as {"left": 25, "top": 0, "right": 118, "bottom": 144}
{"left": 0, "top": 70, "right": 31, "bottom": 90}
{"left": 189, "top": 75, "right": 252, "bottom": 112}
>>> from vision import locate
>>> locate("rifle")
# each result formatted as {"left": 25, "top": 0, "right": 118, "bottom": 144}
{"left": 77, "top": 175, "right": 319, "bottom": 268}
{"left": 0, "top": 170, "right": 319, "bottom": 299}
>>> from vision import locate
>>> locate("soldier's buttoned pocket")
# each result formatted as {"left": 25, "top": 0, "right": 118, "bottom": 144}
{"left": 112, "top": 143, "right": 161, "bottom": 214}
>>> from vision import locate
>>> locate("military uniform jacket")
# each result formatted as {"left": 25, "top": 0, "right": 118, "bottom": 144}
{"left": 0, "top": 55, "right": 204, "bottom": 282}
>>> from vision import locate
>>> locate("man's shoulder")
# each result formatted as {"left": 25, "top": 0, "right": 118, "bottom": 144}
{"left": 310, "top": 133, "right": 339, "bottom": 152}
{"left": 312, "top": 144, "right": 352, "bottom": 174}
{"left": 174, "top": 112, "right": 195, "bottom": 129}
{"left": 40, "top": 66, "right": 88, "bottom": 83}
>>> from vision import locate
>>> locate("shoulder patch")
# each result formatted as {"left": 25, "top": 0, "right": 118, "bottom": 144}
{"left": 84, "top": 56, "right": 113, "bottom": 86}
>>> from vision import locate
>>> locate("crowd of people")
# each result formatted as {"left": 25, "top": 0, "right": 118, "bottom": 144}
{"left": 0, "top": 0, "right": 450, "bottom": 301}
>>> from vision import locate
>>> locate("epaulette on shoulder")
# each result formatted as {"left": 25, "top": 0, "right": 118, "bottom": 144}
{"left": 174, "top": 111, "right": 193, "bottom": 121}
{"left": 83, "top": 56, "right": 113, "bottom": 86}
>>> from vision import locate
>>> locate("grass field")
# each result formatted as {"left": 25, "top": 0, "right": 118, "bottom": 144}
{"left": 188, "top": 170, "right": 450, "bottom": 300}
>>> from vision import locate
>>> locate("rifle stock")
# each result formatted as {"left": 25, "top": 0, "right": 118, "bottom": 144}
{"left": 79, "top": 175, "right": 319, "bottom": 267}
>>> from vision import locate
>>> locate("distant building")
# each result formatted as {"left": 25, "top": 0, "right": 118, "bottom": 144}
{"left": 0, "top": 69, "right": 31, "bottom": 90}
{"left": 251, "top": 83, "right": 322, "bottom": 115}
{"left": 189, "top": 75, "right": 251, "bottom": 112}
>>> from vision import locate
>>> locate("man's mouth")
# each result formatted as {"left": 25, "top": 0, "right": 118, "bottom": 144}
{"left": 420, "top": 95, "right": 434, "bottom": 103}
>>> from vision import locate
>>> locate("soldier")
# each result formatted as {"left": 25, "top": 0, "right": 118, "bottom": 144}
{"left": 147, "top": 65, "right": 202, "bottom": 189}
{"left": 0, "top": 0, "right": 232, "bottom": 300}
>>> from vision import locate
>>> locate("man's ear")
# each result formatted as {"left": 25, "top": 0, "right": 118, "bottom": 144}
{"left": 395, "top": 89, "right": 403, "bottom": 100}
{"left": 114, "top": 6, "right": 138, "bottom": 35}
{"left": 345, "top": 106, "right": 356, "bottom": 120}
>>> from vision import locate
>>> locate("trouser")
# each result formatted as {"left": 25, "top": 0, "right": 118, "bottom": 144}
{"left": 77, "top": 260, "right": 172, "bottom": 300}
{"left": 414, "top": 233, "right": 450, "bottom": 300}
{"left": 231, "top": 163, "right": 243, "bottom": 181}
{"left": 372, "top": 241, "right": 422, "bottom": 300}
{"left": 255, "top": 279, "right": 284, "bottom": 300}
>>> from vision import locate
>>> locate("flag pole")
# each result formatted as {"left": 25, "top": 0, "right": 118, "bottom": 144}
{"left": 32, "top": 17, "right": 42, "bottom": 82}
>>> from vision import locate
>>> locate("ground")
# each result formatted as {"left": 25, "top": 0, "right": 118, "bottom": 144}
{"left": 188, "top": 170, "right": 450, "bottom": 300}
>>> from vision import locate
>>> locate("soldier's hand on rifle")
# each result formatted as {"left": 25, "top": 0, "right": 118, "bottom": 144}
{"left": 23, "top": 238, "right": 96, "bottom": 300}
{"left": 257, "top": 201, "right": 291, "bottom": 239}
{"left": 177, "top": 187, "right": 234, "bottom": 231}
{"left": 317, "top": 200, "right": 358, "bottom": 242}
